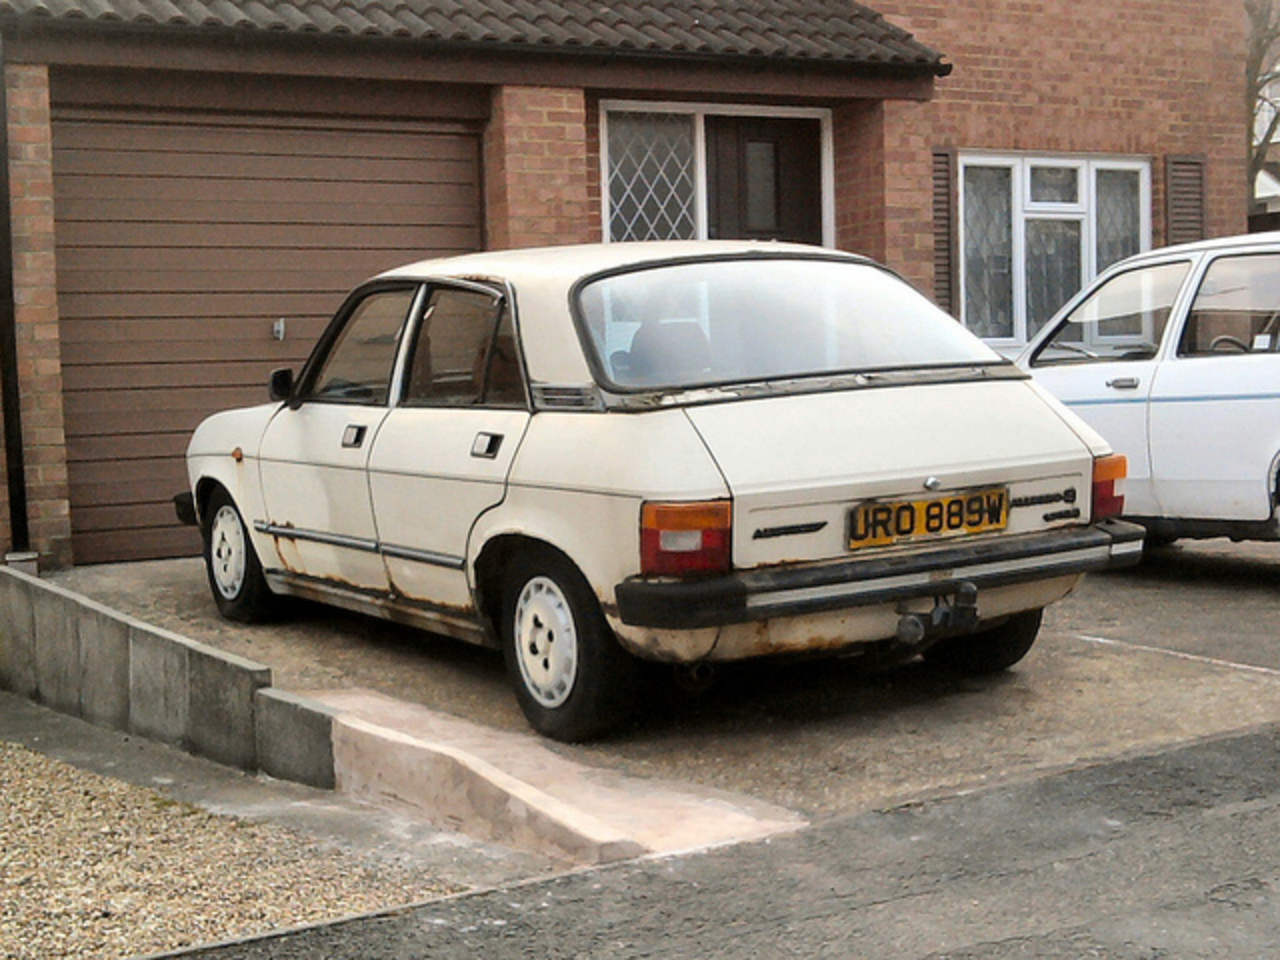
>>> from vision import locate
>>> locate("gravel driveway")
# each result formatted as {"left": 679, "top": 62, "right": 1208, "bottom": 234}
{"left": 0, "top": 741, "right": 455, "bottom": 959}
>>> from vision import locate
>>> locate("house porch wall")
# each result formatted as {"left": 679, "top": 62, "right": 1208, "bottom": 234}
{"left": 5, "top": 63, "right": 71, "bottom": 569}
{"left": 484, "top": 85, "right": 595, "bottom": 250}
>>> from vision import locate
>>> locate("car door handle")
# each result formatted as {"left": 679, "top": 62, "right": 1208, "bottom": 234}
{"left": 471, "top": 432, "right": 504, "bottom": 459}
{"left": 342, "top": 424, "right": 367, "bottom": 448}
{"left": 1106, "top": 377, "right": 1140, "bottom": 390}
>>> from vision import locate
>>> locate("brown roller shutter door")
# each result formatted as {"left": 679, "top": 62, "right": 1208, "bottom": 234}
{"left": 53, "top": 110, "right": 483, "bottom": 564}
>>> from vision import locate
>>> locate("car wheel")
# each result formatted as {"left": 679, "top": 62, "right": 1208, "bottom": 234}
{"left": 202, "top": 486, "right": 276, "bottom": 622}
{"left": 502, "top": 548, "right": 639, "bottom": 742}
{"left": 922, "top": 608, "right": 1042, "bottom": 675}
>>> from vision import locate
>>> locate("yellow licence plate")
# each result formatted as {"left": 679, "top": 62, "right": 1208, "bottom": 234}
{"left": 848, "top": 487, "right": 1008, "bottom": 550}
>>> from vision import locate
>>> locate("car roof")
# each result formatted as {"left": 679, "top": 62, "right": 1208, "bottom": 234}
{"left": 376, "top": 240, "right": 868, "bottom": 285}
{"left": 1118, "top": 231, "right": 1280, "bottom": 264}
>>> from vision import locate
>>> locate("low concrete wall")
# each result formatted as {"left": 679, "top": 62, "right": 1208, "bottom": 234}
{"left": 0, "top": 565, "right": 330, "bottom": 779}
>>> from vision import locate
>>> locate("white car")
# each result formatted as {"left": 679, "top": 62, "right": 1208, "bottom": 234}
{"left": 177, "top": 241, "right": 1142, "bottom": 741}
{"left": 1018, "top": 233, "right": 1280, "bottom": 546}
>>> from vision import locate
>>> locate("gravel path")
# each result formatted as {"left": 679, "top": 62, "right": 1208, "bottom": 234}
{"left": 0, "top": 742, "right": 458, "bottom": 959}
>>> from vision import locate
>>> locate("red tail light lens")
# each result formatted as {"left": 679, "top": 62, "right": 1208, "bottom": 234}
{"left": 640, "top": 501, "right": 732, "bottom": 577}
{"left": 1091, "top": 454, "right": 1127, "bottom": 521}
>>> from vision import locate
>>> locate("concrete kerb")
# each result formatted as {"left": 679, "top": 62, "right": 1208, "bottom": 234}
{"left": 255, "top": 687, "right": 339, "bottom": 790}
{"left": 0, "top": 565, "right": 274, "bottom": 773}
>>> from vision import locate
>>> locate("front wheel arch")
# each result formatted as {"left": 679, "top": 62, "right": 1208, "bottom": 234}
{"left": 200, "top": 483, "right": 277, "bottom": 622}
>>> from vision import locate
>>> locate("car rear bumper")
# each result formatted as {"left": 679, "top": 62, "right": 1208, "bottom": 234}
{"left": 614, "top": 520, "right": 1144, "bottom": 630}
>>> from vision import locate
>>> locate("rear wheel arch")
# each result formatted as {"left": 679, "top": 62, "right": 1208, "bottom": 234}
{"left": 473, "top": 535, "right": 591, "bottom": 640}
{"left": 476, "top": 535, "right": 639, "bottom": 741}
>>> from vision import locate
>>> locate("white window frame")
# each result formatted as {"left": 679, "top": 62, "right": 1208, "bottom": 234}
{"left": 599, "top": 100, "right": 836, "bottom": 247}
{"left": 958, "top": 153, "right": 1152, "bottom": 348}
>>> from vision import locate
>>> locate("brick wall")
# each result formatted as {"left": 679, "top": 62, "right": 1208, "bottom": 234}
{"left": 5, "top": 64, "right": 70, "bottom": 568}
{"left": 484, "top": 85, "right": 596, "bottom": 250}
{"left": 867, "top": 0, "right": 1248, "bottom": 296}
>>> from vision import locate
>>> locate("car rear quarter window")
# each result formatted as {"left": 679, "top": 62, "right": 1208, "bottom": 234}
{"left": 1177, "top": 253, "right": 1280, "bottom": 357}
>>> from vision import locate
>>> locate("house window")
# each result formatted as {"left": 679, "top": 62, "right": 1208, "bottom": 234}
{"left": 606, "top": 112, "right": 698, "bottom": 242}
{"left": 601, "top": 102, "right": 832, "bottom": 246}
{"left": 958, "top": 155, "right": 1151, "bottom": 346}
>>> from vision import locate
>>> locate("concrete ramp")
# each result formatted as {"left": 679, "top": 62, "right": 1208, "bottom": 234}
{"left": 308, "top": 688, "right": 806, "bottom": 865}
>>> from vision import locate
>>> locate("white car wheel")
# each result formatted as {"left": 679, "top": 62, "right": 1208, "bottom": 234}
{"left": 201, "top": 487, "right": 275, "bottom": 622}
{"left": 501, "top": 548, "right": 639, "bottom": 742}
{"left": 513, "top": 575, "right": 579, "bottom": 708}
{"left": 209, "top": 503, "right": 248, "bottom": 601}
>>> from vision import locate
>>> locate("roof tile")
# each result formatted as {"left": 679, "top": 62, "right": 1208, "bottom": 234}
{"left": 0, "top": 0, "right": 947, "bottom": 73}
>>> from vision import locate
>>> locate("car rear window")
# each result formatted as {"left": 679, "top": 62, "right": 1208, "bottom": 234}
{"left": 575, "top": 257, "right": 1001, "bottom": 391}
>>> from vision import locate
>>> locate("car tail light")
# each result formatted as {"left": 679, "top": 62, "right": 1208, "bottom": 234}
{"left": 640, "top": 500, "right": 732, "bottom": 577}
{"left": 1091, "top": 454, "right": 1127, "bottom": 520}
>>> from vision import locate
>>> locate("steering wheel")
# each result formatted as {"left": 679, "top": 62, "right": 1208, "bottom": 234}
{"left": 1209, "top": 335, "right": 1250, "bottom": 353}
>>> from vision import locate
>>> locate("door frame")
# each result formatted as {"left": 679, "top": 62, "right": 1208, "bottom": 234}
{"left": 598, "top": 100, "right": 835, "bottom": 247}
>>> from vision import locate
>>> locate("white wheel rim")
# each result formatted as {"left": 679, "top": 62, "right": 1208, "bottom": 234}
{"left": 513, "top": 576, "right": 578, "bottom": 708}
{"left": 209, "top": 504, "right": 247, "bottom": 601}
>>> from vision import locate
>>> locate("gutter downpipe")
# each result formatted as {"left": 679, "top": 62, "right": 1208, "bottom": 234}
{"left": 0, "top": 35, "right": 33, "bottom": 564}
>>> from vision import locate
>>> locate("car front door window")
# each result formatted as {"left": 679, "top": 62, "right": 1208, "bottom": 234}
{"left": 309, "top": 288, "right": 417, "bottom": 404}
{"left": 1033, "top": 261, "right": 1189, "bottom": 365}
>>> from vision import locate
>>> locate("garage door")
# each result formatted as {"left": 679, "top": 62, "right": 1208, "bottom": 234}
{"left": 52, "top": 110, "right": 483, "bottom": 564}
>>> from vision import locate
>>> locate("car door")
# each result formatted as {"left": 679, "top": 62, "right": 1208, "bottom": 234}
{"left": 257, "top": 283, "right": 422, "bottom": 590}
{"left": 1025, "top": 258, "right": 1194, "bottom": 517}
{"left": 368, "top": 283, "right": 530, "bottom": 617}
{"left": 1147, "top": 251, "right": 1280, "bottom": 521}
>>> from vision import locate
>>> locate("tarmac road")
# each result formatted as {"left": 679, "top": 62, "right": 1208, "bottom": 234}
{"left": 174, "top": 722, "right": 1280, "bottom": 958}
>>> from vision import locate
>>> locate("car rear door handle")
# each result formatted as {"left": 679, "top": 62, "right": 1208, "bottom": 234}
{"left": 342, "top": 424, "right": 367, "bottom": 448}
{"left": 1106, "top": 377, "right": 1140, "bottom": 390}
{"left": 471, "top": 432, "right": 504, "bottom": 459}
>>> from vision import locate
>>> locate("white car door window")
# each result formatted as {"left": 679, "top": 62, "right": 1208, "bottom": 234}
{"left": 258, "top": 286, "right": 419, "bottom": 589}
{"left": 1149, "top": 253, "right": 1280, "bottom": 520}
{"left": 369, "top": 286, "right": 531, "bottom": 619}
{"left": 310, "top": 291, "right": 412, "bottom": 404}
{"left": 1028, "top": 260, "right": 1191, "bottom": 516}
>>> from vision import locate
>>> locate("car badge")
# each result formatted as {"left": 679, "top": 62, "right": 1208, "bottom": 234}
{"left": 923, "top": 476, "right": 942, "bottom": 491}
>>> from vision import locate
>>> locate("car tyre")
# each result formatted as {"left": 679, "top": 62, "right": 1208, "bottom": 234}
{"left": 502, "top": 548, "right": 639, "bottom": 742}
{"left": 202, "top": 486, "right": 276, "bottom": 622}
{"left": 922, "top": 608, "right": 1042, "bottom": 675}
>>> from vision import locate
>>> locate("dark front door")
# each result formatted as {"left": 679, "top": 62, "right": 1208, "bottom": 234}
{"left": 706, "top": 116, "right": 822, "bottom": 245}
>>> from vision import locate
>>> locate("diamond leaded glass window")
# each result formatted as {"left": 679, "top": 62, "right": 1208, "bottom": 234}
{"left": 959, "top": 156, "right": 1149, "bottom": 344}
{"left": 606, "top": 113, "right": 697, "bottom": 242}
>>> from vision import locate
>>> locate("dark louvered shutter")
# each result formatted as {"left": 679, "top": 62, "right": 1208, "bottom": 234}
{"left": 932, "top": 149, "right": 958, "bottom": 314}
{"left": 1166, "top": 155, "right": 1207, "bottom": 245}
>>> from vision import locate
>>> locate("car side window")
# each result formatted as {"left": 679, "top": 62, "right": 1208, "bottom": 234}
{"left": 1031, "top": 261, "right": 1190, "bottom": 366}
{"left": 402, "top": 287, "right": 525, "bottom": 407}
{"left": 1177, "top": 254, "right": 1280, "bottom": 357}
{"left": 309, "top": 288, "right": 416, "bottom": 404}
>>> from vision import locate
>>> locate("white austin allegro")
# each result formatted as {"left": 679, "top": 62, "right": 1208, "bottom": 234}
{"left": 177, "top": 242, "right": 1143, "bottom": 741}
